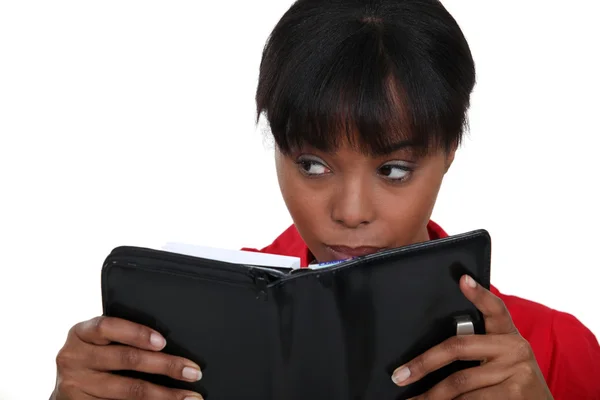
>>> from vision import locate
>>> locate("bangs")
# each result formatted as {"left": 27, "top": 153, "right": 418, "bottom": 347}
{"left": 256, "top": 2, "right": 475, "bottom": 157}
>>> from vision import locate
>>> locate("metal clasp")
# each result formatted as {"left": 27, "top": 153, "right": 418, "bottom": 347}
{"left": 455, "top": 315, "right": 475, "bottom": 336}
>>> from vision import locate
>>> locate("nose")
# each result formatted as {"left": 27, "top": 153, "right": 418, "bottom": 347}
{"left": 330, "top": 179, "right": 376, "bottom": 229}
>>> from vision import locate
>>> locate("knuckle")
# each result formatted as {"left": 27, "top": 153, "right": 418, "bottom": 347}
{"left": 493, "top": 294, "right": 507, "bottom": 311}
{"left": 165, "top": 357, "right": 183, "bottom": 377}
{"left": 135, "top": 324, "right": 151, "bottom": 344}
{"left": 448, "top": 370, "right": 469, "bottom": 389}
{"left": 120, "top": 347, "right": 142, "bottom": 368}
{"left": 514, "top": 338, "right": 534, "bottom": 360}
{"left": 55, "top": 349, "right": 76, "bottom": 371}
{"left": 441, "top": 336, "right": 466, "bottom": 357}
{"left": 410, "top": 356, "right": 426, "bottom": 375}
{"left": 490, "top": 295, "right": 509, "bottom": 316}
{"left": 173, "top": 390, "right": 194, "bottom": 400}
{"left": 163, "top": 357, "right": 183, "bottom": 378}
{"left": 128, "top": 381, "right": 148, "bottom": 399}
{"left": 55, "top": 351, "right": 69, "bottom": 370}
{"left": 90, "top": 316, "right": 108, "bottom": 336}
{"left": 518, "top": 361, "right": 536, "bottom": 377}
{"left": 68, "top": 321, "right": 87, "bottom": 343}
{"left": 56, "top": 378, "right": 79, "bottom": 395}
{"left": 507, "top": 381, "right": 525, "bottom": 399}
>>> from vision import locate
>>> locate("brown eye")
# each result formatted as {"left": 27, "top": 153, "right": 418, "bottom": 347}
{"left": 296, "top": 158, "right": 330, "bottom": 176}
{"left": 379, "top": 165, "right": 393, "bottom": 176}
{"left": 299, "top": 160, "right": 313, "bottom": 172}
{"left": 378, "top": 163, "right": 412, "bottom": 181}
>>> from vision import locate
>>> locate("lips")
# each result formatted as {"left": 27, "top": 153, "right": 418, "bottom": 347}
{"left": 326, "top": 245, "right": 386, "bottom": 259}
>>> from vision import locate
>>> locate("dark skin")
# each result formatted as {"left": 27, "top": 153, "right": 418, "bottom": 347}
{"left": 276, "top": 140, "right": 554, "bottom": 399}
{"left": 51, "top": 140, "right": 552, "bottom": 400}
{"left": 52, "top": 317, "right": 204, "bottom": 400}
{"left": 275, "top": 142, "right": 450, "bottom": 261}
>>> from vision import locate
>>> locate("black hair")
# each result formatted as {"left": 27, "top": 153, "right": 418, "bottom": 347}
{"left": 256, "top": 0, "right": 476, "bottom": 157}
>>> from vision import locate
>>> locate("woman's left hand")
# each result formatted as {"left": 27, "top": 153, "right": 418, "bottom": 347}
{"left": 391, "top": 275, "right": 554, "bottom": 400}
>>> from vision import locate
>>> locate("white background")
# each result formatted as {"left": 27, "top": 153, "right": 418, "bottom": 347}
{"left": 1, "top": 1, "right": 599, "bottom": 399}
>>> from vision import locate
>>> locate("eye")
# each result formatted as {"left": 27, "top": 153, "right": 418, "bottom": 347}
{"left": 378, "top": 163, "right": 413, "bottom": 182}
{"left": 296, "top": 157, "right": 331, "bottom": 176}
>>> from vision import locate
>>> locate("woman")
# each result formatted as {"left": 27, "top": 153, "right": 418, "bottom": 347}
{"left": 51, "top": 0, "right": 600, "bottom": 399}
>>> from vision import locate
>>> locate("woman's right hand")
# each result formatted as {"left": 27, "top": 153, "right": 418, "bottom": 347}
{"left": 51, "top": 316, "right": 204, "bottom": 400}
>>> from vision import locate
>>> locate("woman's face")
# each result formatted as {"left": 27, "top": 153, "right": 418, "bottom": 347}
{"left": 276, "top": 140, "right": 455, "bottom": 262}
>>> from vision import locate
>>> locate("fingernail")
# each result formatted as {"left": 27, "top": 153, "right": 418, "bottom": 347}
{"left": 183, "top": 366, "right": 202, "bottom": 381}
{"left": 150, "top": 333, "right": 166, "bottom": 349}
{"left": 184, "top": 396, "right": 203, "bottom": 400}
{"left": 465, "top": 275, "right": 477, "bottom": 288}
{"left": 392, "top": 366, "right": 411, "bottom": 384}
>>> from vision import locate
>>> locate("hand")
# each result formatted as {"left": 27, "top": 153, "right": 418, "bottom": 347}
{"left": 52, "top": 316, "right": 203, "bottom": 400}
{"left": 391, "top": 275, "right": 553, "bottom": 400}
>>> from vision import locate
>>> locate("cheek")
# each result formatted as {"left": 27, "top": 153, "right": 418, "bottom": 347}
{"left": 378, "top": 166, "right": 445, "bottom": 244}
{"left": 277, "top": 160, "right": 329, "bottom": 229}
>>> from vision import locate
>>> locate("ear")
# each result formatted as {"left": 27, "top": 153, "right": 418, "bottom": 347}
{"left": 444, "top": 144, "right": 458, "bottom": 173}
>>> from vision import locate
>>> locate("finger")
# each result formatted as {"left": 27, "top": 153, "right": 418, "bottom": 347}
{"left": 55, "top": 387, "right": 106, "bottom": 400}
{"left": 408, "top": 363, "right": 511, "bottom": 400}
{"left": 392, "top": 334, "right": 510, "bottom": 386}
{"left": 460, "top": 275, "right": 517, "bottom": 335}
{"left": 82, "top": 370, "right": 203, "bottom": 400}
{"left": 75, "top": 317, "right": 167, "bottom": 351}
{"left": 453, "top": 383, "right": 510, "bottom": 400}
{"left": 87, "top": 344, "right": 202, "bottom": 382}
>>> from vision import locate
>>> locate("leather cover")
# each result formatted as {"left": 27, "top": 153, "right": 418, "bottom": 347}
{"left": 102, "top": 229, "right": 491, "bottom": 400}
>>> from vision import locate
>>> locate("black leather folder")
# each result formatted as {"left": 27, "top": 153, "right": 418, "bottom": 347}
{"left": 102, "top": 229, "right": 491, "bottom": 399}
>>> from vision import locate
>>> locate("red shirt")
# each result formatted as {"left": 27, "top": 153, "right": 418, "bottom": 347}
{"left": 243, "top": 221, "right": 600, "bottom": 399}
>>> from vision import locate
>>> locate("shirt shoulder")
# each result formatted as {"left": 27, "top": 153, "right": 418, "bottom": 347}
{"left": 494, "top": 288, "right": 600, "bottom": 399}
{"left": 546, "top": 309, "right": 600, "bottom": 398}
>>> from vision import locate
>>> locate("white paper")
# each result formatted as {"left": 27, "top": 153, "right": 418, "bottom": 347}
{"left": 161, "top": 242, "right": 301, "bottom": 269}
